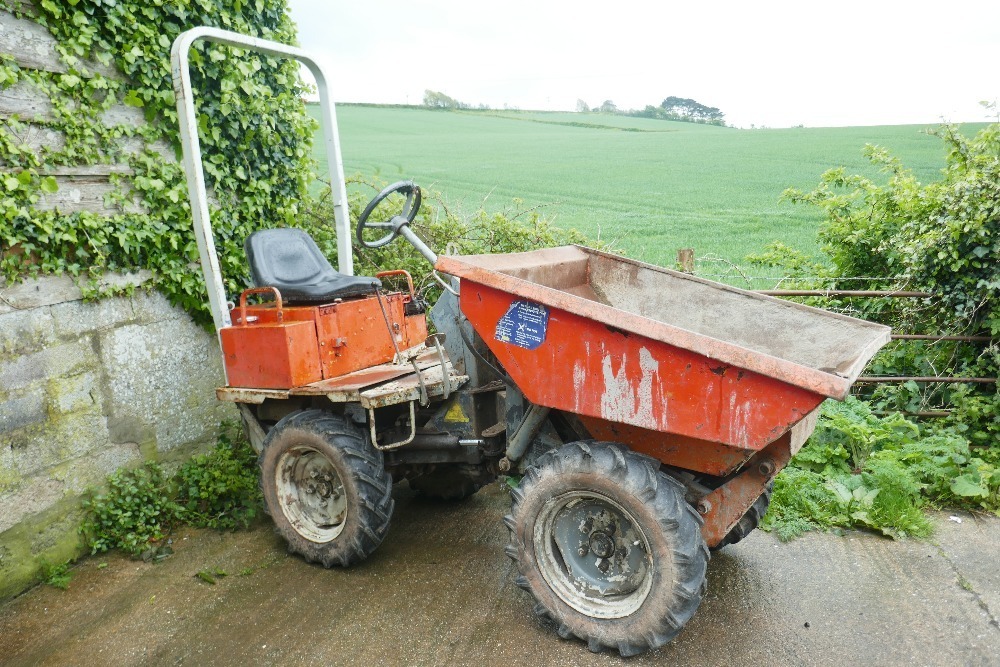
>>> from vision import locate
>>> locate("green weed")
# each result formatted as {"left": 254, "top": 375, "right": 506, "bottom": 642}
{"left": 37, "top": 558, "right": 73, "bottom": 590}
{"left": 763, "top": 398, "right": 1000, "bottom": 540}
{"left": 82, "top": 424, "right": 261, "bottom": 558}
{"left": 82, "top": 462, "right": 180, "bottom": 557}
{"left": 175, "top": 427, "right": 261, "bottom": 531}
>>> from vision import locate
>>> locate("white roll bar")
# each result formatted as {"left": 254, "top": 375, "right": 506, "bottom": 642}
{"left": 170, "top": 27, "right": 354, "bottom": 332}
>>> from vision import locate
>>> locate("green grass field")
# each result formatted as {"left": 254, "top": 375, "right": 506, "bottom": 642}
{"left": 313, "top": 105, "right": 983, "bottom": 274}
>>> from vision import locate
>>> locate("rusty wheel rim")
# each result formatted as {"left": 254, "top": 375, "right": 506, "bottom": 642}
{"left": 275, "top": 446, "right": 348, "bottom": 543}
{"left": 534, "top": 491, "right": 653, "bottom": 619}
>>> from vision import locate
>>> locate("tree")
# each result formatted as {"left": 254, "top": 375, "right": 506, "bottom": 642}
{"left": 597, "top": 99, "right": 617, "bottom": 114}
{"left": 423, "top": 90, "right": 468, "bottom": 110}
{"left": 575, "top": 99, "right": 589, "bottom": 113}
{"left": 660, "top": 96, "right": 725, "bottom": 125}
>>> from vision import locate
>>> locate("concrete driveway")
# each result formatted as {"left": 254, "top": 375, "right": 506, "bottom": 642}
{"left": 1, "top": 484, "right": 997, "bottom": 666}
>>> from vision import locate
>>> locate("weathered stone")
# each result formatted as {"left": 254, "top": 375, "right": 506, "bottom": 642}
{"left": 0, "top": 391, "right": 46, "bottom": 434}
{"left": 50, "top": 297, "right": 139, "bottom": 339}
{"left": 0, "top": 124, "right": 172, "bottom": 173}
{"left": 100, "top": 315, "right": 229, "bottom": 454}
{"left": 59, "top": 442, "right": 141, "bottom": 495}
{"left": 0, "top": 438, "right": 16, "bottom": 491}
{"left": 0, "top": 340, "right": 97, "bottom": 393}
{"left": 48, "top": 371, "right": 99, "bottom": 414}
{"left": 0, "top": 121, "right": 65, "bottom": 169}
{"left": 0, "top": 79, "right": 147, "bottom": 130}
{"left": 0, "top": 274, "right": 83, "bottom": 311}
{"left": 124, "top": 290, "right": 193, "bottom": 327}
{"left": 0, "top": 306, "right": 57, "bottom": 358}
{"left": 94, "top": 270, "right": 153, "bottom": 294}
{"left": 0, "top": 11, "right": 119, "bottom": 77}
{"left": 0, "top": 79, "right": 51, "bottom": 121}
{"left": 35, "top": 176, "right": 147, "bottom": 214}
{"left": 1, "top": 410, "right": 110, "bottom": 481}
{"left": 0, "top": 4, "right": 219, "bottom": 602}
{"left": 0, "top": 496, "right": 87, "bottom": 601}
{"left": 0, "top": 476, "right": 63, "bottom": 534}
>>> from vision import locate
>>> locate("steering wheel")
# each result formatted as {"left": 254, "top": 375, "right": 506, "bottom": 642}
{"left": 356, "top": 180, "right": 422, "bottom": 248}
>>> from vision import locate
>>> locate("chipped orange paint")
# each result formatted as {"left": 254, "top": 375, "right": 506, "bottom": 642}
{"left": 458, "top": 281, "right": 824, "bottom": 453}
{"left": 438, "top": 246, "right": 887, "bottom": 476}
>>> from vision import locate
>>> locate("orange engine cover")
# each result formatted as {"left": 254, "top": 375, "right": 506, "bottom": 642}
{"left": 220, "top": 292, "right": 428, "bottom": 389}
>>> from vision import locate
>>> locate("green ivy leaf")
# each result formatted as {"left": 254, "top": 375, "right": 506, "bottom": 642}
{"left": 40, "top": 176, "right": 60, "bottom": 194}
{"left": 123, "top": 90, "right": 144, "bottom": 108}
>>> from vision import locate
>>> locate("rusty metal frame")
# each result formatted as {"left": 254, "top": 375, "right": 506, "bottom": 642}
{"left": 757, "top": 290, "right": 933, "bottom": 298}
{"left": 856, "top": 376, "right": 997, "bottom": 384}
{"left": 698, "top": 433, "right": 793, "bottom": 547}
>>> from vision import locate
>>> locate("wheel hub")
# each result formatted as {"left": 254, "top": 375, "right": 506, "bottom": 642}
{"left": 276, "top": 446, "right": 348, "bottom": 543}
{"left": 535, "top": 491, "right": 653, "bottom": 618}
{"left": 589, "top": 531, "right": 615, "bottom": 559}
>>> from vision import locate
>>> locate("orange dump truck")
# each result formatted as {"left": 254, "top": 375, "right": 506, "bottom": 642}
{"left": 172, "top": 28, "right": 889, "bottom": 657}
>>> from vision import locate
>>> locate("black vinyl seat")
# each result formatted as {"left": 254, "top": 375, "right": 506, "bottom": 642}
{"left": 245, "top": 228, "right": 381, "bottom": 303}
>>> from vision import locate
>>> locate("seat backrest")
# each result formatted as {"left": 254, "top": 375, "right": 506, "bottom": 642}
{"left": 244, "top": 228, "right": 381, "bottom": 303}
{"left": 245, "top": 228, "right": 333, "bottom": 288}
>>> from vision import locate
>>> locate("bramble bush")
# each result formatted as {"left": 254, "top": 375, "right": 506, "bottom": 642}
{"left": 774, "top": 122, "right": 999, "bottom": 395}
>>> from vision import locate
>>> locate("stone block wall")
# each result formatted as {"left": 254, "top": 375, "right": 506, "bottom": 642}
{"left": 0, "top": 275, "right": 231, "bottom": 599}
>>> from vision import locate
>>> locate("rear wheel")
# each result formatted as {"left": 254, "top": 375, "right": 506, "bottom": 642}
{"left": 506, "top": 441, "right": 709, "bottom": 656}
{"left": 259, "top": 409, "right": 393, "bottom": 567}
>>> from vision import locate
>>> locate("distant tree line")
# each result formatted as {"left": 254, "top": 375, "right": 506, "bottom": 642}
{"left": 577, "top": 96, "right": 726, "bottom": 126}
{"left": 422, "top": 88, "right": 723, "bottom": 125}
{"left": 422, "top": 89, "right": 490, "bottom": 110}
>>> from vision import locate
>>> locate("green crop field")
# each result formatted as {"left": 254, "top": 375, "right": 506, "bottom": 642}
{"left": 311, "top": 104, "right": 983, "bottom": 278}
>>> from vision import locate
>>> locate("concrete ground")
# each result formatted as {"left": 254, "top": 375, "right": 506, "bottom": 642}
{"left": 1, "top": 483, "right": 997, "bottom": 667}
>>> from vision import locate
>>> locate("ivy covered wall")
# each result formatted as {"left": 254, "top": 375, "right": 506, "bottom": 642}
{"left": 1, "top": 0, "right": 316, "bottom": 326}
{"left": 0, "top": 0, "right": 315, "bottom": 598}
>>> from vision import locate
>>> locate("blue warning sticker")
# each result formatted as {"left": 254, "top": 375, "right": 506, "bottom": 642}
{"left": 495, "top": 301, "right": 549, "bottom": 350}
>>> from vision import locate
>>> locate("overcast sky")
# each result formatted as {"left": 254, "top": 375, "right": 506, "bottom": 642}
{"left": 286, "top": 0, "right": 999, "bottom": 128}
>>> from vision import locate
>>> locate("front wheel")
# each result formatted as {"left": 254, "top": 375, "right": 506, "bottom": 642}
{"left": 259, "top": 410, "right": 394, "bottom": 567}
{"left": 506, "top": 441, "right": 709, "bottom": 656}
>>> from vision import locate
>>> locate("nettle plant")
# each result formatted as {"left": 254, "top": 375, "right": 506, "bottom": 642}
{"left": 1, "top": 0, "right": 316, "bottom": 326}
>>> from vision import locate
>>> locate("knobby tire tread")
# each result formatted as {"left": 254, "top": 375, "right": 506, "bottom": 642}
{"left": 259, "top": 409, "right": 394, "bottom": 567}
{"left": 505, "top": 440, "right": 709, "bottom": 657}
